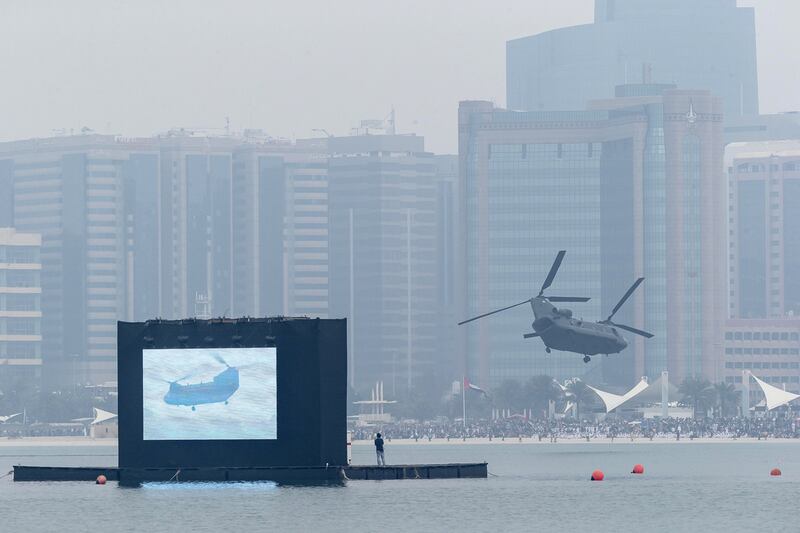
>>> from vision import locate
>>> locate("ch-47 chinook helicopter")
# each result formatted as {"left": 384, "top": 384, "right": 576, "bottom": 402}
{"left": 162, "top": 353, "right": 240, "bottom": 411}
{"left": 458, "top": 250, "right": 653, "bottom": 363}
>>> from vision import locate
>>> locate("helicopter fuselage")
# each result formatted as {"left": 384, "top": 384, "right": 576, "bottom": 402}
{"left": 458, "top": 251, "right": 651, "bottom": 363}
{"left": 529, "top": 297, "right": 627, "bottom": 355}
{"left": 164, "top": 366, "right": 239, "bottom": 407}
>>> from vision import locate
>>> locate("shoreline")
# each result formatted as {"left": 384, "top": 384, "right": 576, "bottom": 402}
{"left": 0, "top": 437, "right": 117, "bottom": 447}
{"left": 351, "top": 436, "right": 800, "bottom": 445}
{"left": 0, "top": 436, "right": 797, "bottom": 447}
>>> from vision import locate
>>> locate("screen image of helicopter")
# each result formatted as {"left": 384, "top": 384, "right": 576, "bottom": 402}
{"left": 459, "top": 250, "right": 653, "bottom": 363}
{"left": 162, "top": 353, "right": 240, "bottom": 411}
{"left": 143, "top": 347, "right": 277, "bottom": 441}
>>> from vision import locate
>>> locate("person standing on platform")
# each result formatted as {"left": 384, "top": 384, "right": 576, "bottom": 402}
{"left": 374, "top": 432, "right": 386, "bottom": 466}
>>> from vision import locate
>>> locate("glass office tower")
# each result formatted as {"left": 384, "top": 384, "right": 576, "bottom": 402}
{"left": 507, "top": 0, "right": 758, "bottom": 121}
{"left": 459, "top": 86, "right": 726, "bottom": 388}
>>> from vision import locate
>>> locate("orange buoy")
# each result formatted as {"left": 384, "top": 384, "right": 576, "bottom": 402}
{"left": 770, "top": 468, "right": 781, "bottom": 476}
{"left": 631, "top": 464, "right": 644, "bottom": 474}
{"left": 96, "top": 474, "right": 107, "bottom": 485}
{"left": 591, "top": 469, "right": 604, "bottom": 481}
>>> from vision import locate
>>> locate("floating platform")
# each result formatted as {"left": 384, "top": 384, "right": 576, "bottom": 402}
{"left": 13, "top": 462, "right": 487, "bottom": 484}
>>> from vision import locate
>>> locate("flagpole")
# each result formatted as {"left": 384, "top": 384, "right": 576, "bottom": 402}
{"left": 462, "top": 375, "right": 466, "bottom": 429}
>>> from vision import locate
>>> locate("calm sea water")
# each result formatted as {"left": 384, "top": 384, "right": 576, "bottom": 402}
{"left": 1, "top": 442, "right": 799, "bottom": 532}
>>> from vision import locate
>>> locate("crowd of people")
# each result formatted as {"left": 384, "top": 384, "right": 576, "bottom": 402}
{"left": 352, "top": 416, "right": 800, "bottom": 441}
{"left": 0, "top": 423, "right": 88, "bottom": 438}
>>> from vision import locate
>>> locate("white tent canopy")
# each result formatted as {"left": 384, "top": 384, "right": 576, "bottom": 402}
{"left": 750, "top": 374, "right": 800, "bottom": 410}
{"left": 634, "top": 373, "right": 681, "bottom": 403}
{"left": 91, "top": 408, "right": 117, "bottom": 425}
{"left": 587, "top": 378, "right": 650, "bottom": 413}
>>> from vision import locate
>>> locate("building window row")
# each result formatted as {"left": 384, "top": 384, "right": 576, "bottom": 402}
{"left": 725, "top": 331, "right": 799, "bottom": 341}
{"left": 0, "top": 247, "right": 39, "bottom": 263}
{"left": 726, "top": 375, "right": 799, "bottom": 384}
{"left": 0, "top": 270, "right": 39, "bottom": 287}
{"left": 725, "top": 347, "right": 800, "bottom": 355}
{"left": 736, "top": 162, "right": 800, "bottom": 173}
{"left": 725, "top": 361, "right": 799, "bottom": 369}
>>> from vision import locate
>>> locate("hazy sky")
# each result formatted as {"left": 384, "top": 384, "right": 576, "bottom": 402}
{"left": 1, "top": 0, "right": 797, "bottom": 153}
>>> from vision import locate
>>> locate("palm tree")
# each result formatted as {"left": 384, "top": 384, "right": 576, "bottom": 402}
{"left": 678, "top": 377, "right": 715, "bottom": 418}
{"left": 565, "top": 379, "right": 595, "bottom": 420}
{"left": 524, "top": 375, "right": 563, "bottom": 418}
{"left": 713, "top": 382, "right": 740, "bottom": 418}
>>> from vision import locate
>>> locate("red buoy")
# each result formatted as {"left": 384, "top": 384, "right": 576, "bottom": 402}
{"left": 96, "top": 475, "right": 107, "bottom": 485}
{"left": 770, "top": 468, "right": 782, "bottom": 477}
{"left": 591, "top": 469, "right": 604, "bottom": 481}
{"left": 631, "top": 464, "right": 644, "bottom": 474}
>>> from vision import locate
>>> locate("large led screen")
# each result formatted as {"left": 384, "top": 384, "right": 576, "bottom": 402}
{"left": 143, "top": 347, "right": 277, "bottom": 440}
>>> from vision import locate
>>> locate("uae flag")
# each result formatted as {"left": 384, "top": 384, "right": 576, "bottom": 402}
{"left": 464, "top": 377, "right": 487, "bottom": 396}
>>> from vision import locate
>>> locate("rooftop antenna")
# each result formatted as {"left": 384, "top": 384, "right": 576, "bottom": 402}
{"left": 225, "top": 116, "right": 230, "bottom": 136}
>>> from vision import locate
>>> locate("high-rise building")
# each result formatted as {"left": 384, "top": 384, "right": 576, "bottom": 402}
{"left": 0, "top": 228, "right": 42, "bottom": 383}
{"left": 121, "top": 149, "right": 161, "bottom": 322}
{"left": 727, "top": 142, "right": 800, "bottom": 319}
{"left": 0, "top": 133, "right": 329, "bottom": 386}
{"left": 157, "top": 136, "right": 239, "bottom": 319}
{"left": 0, "top": 160, "right": 13, "bottom": 227}
{"left": 507, "top": 0, "right": 758, "bottom": 121}
{"left": 723, "top": 319, "right": 800, "bottom": 394}
{"left": 434, "top": 155, "right": 460, "bottom": 383}
{"left": 0, "top": 129, "right": 453, "bottom": 396}
{"left": 459, "top": 85, "right": 726, "bottom": 387}
{"left": 0, "top": 136, "right": 135, "bottom": 386}
{"left": 327, "top": 134, "right": 440, "bottom": 396}
{"left": 725, "top": 113, "right": 800, "bottom": 145}
{"left": 282, "top": 142, "right": 330, "bottom": 318}
{"left": 231, "top": 139, "right": 329, "bottom": 318}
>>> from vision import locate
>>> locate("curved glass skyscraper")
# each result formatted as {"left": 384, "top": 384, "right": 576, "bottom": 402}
{"left": 507, "top": 0, "right": 758, "bottom": 120}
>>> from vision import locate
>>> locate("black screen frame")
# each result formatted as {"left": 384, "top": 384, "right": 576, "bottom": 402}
{"left": 118, "top": 318, "right": 346, "bottom": 469}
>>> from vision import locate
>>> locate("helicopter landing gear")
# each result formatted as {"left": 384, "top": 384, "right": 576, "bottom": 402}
{"left": 224, "top": 401, "right": 228, "bottom": 405}
{"left": 545, "top": 347, "right": 551, "bottom": 354}
{"left": 191, "top": 406, "right": 196, "bottom": 411}
{"left": 583, "top": 355, "right": 591, "bottom": 364}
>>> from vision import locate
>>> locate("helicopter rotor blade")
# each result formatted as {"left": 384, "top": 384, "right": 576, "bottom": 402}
{"left": 547, "top": 296, "right": 591, "bottom": 303}
{"left": 458, "top": 299, "right": 532, "bottom": 326}
{"left": 165, "top": 372, "right": 196, "bottom": 384}
{"left": 211, "top": 353, "right": 230, "bottom": 367}
{"left": 606, "top": 277, "right": 645, "bottom": 322}
{"left": 539, "top": 250, "right": 566, "bottom": 296}
{"left": 611, "top": 322, "right": 654, "bottom": 339}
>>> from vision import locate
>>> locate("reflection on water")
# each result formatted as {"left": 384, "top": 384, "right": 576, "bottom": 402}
{"left": 141, "top": 480, "right": 279, "bottom": 491}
